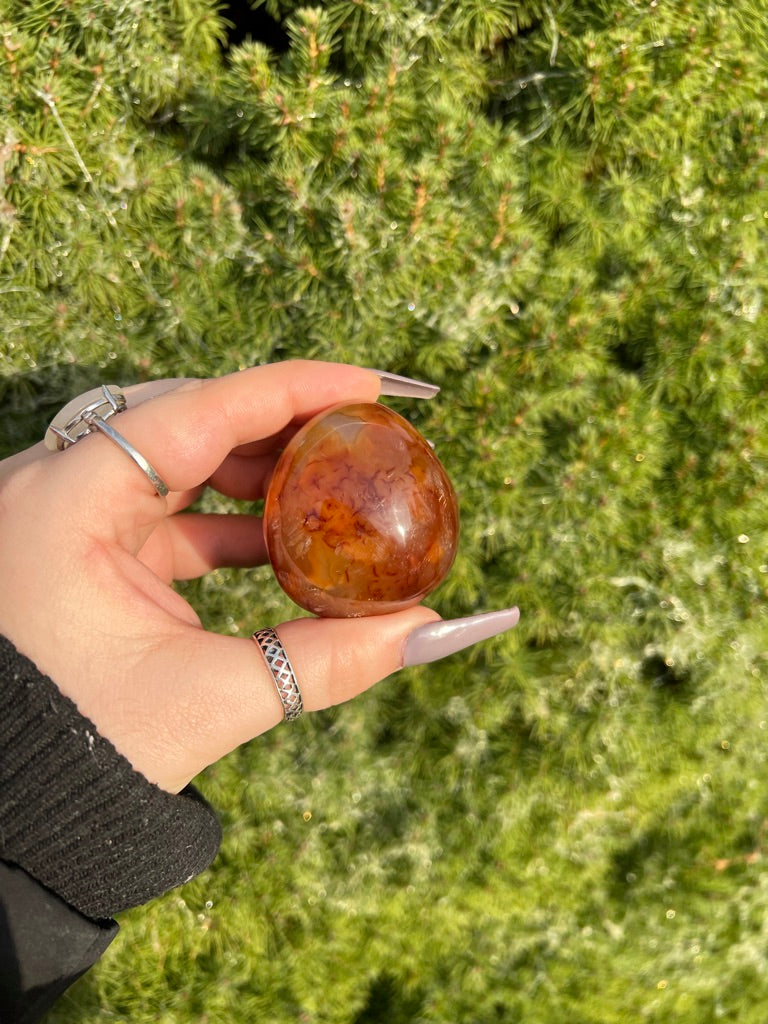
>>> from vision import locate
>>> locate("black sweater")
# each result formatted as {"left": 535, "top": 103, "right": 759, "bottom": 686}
{"left": 0, "top": 636, "right": 222, "bottom": 1023}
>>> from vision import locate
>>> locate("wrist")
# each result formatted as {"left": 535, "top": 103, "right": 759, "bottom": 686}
{"left": 0, "top": 635, "right": 221, "bottom": 919}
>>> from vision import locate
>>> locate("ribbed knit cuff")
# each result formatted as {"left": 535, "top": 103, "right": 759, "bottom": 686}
{"left": 0, "top": 636, "right": 222, "bottom": 921}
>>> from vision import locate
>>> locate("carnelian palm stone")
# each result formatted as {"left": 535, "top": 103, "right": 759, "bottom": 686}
{"left": 264, "top": 402, "right": 459, "bottom": 617}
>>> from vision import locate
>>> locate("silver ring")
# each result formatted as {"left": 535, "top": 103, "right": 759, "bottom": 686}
{"left": 45, "top": 384, "right": 169, "bottom": 496}
{"left": 84, "top": 413, "right": 169, "bottom": 497}
{"left": 251, "top": 628, "right": 304, "bottom": 722}
{"left": 45, "top": 384, "right": 127, "bottom": 451}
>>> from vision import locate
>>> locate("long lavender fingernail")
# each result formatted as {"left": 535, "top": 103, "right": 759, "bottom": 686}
{"left": 402, "top": 607, "right": 520, "bottom": 667}
{"left": 366, "top": 368, "right": 440, "bottom": 400}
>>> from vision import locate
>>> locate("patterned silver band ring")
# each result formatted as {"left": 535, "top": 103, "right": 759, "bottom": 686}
{"left": 84, "top": 413, "right": 170, "bottom": 497}
{"left": 251, "top": 627, "right": 304, "bottom": 722}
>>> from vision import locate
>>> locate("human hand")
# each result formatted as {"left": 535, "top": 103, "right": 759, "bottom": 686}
{"left": 0, "top": 361, "right": 518, "bottom": 793}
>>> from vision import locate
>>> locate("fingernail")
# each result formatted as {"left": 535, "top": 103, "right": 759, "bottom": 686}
{"left": 402, "top": 607, "right": 520, "bottom": 667}
{"left": 366, "top": 368, "right": 440, "bottom": 400}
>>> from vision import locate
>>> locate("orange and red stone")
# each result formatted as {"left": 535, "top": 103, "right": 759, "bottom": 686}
{"left": 264, "top": 402, "right": 459, "bottom": 617}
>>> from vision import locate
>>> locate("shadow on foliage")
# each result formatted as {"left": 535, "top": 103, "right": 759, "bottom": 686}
{"left": 641, "top": 652, "right": 691, "bottom": 693}
{"left": 608, "top": 824, "right": 676, "bottom": 906}
{"left": 352, "top": 972, "right": 425, "bottom": 1024}
{"left": 219, "top": 0, "right": 290, "bottom": 54}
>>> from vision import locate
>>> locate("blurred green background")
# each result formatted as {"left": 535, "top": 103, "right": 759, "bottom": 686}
{"left": 3, "top": 0, "right": 768, "bottom": 1020}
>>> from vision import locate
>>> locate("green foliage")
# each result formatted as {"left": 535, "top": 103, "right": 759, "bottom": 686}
{"left": 4, "top": 0, "right": 768, "bottom": 1021}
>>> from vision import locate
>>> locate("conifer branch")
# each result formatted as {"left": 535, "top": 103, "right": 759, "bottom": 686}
{"left": 545, "top": 3, "right": 559, "bottom": 65}
{"left": 32, "top": 87, "right": 101, "bottom": 197}
{"left": 32, "top": 86, "right": 168, "bottom": 307}
{"left": 0, "top": 223, "right": 13, "bottom": 268}
{"left": 0, "top": 130, "right": 17, "bottom": 270}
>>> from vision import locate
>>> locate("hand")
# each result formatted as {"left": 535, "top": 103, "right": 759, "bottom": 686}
{"left": 0, "top": 361, "right": 518, "bottom": 793}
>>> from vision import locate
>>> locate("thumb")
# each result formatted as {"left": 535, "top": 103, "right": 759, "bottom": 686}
{"left": 129, "top": 605, "right": 520, "bottom": 792}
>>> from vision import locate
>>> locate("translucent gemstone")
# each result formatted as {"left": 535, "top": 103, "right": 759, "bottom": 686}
{"left": 264, "top": 402, "right": 459, "bottom": 617}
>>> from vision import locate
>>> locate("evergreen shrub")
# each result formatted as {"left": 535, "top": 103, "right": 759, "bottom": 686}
{"left": 2, "top": 1, "right": 768, "bottom": 1020}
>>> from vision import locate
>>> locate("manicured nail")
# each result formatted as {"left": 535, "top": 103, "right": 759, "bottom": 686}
{"left": 366, "top": 368, "right": 440, "bottom": 400}
{"left": 402, "top": 607, "right": 520, "bottom": 667}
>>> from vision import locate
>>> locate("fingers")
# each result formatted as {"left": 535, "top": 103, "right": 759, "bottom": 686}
{"left": 135, "top": 605, "right": 440, "bottom": 791}
{"left": 12, "top": 363, "right": 435, "bottom": 525}
{"left": 137, "top": 513, "right": 267, "bottom": 580}
{"left": 127, "top": 605, "right": 520, "bottom": 793}
{"left": 265, "top": 612, "right": 441, "bottom": 711}
{"left": 64, "top": 361, "right": 383, "bottom": 502}
{"left": 206, "top": 451, "right": 278, "bottom": 501}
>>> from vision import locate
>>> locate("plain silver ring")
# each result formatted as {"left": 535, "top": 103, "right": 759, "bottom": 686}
{"left": 83, "top": 413, "right": 169, "bottom": 497}
{"left": 251, "top": 627, "right": 304, "bottom": 722}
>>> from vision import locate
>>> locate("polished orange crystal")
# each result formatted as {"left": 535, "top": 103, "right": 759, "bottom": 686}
{"left": 264, "top": 402, "right": 459, "bottom": 617}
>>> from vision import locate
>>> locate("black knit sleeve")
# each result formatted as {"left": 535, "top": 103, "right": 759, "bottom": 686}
{"left": 0, "top": 635, "right": 221, "bottom": 921}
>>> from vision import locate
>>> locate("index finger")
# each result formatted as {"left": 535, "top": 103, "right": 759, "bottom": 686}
{"left": 62, "top": 361, "right": 384, "bottom": 499}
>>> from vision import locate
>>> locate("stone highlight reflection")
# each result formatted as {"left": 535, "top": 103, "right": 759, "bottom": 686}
{"left": 264, "top": 402, "right": 459, "bottom": 616}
